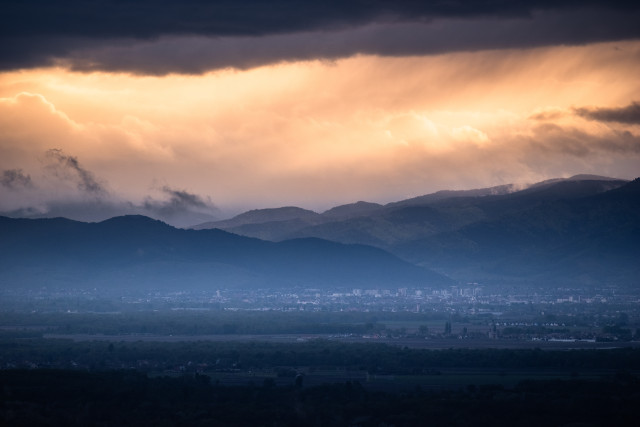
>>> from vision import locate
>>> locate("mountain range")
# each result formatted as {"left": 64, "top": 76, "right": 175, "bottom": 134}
{"left": 1, "top": 175, "right": 637, "bottom": 290}
{"left": 0, "top": 215, "right": 447, "bottom": 290}
{"left": 191, "top": 175, "right": 639, "bottom": 287}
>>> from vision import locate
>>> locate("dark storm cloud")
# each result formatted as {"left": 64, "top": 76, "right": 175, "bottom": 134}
{"left": 1, "top": 169, "right": 33, "bottom": 189}
{"left": 8, "top": 1, "right": 632, "bottom": 39}
{"left": 140, "top": 186, "right": 218, "bottom": 227}
{"left": 143, "top": 186, "right": 214, "bottom": 217}
{"left": 45, "top": 148, "right": 107, "bottom": 195}
{"left": 529, "top": 124, "right": 640, "bottom": 157}
{"left": 574, "top": 101, "right": 640, "bottom": 125}
{"left": 35, "top": 8, "right": 640, "bottom": 76}
{"left": 1, "top": 1, "right": 639, "bottom": 73}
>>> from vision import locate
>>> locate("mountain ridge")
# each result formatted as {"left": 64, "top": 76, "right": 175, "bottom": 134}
{"left": 394, "top": 178, "right": 640, "bottom": 285}
{"left": 2, "top": 175, "right": 636, "bottom": 289}
{"left": 0, "top": 214, "right": 449, "bottom": 290}
{"left": 191, "top": 176, "right": 629, "bottom": 245}
{"left": 187, "top": 176, "right": 637, "bottom": 286}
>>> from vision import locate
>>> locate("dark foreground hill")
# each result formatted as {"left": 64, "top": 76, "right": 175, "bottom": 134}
{"left": 0, "top": 215, "right": 448, "bottom": 289}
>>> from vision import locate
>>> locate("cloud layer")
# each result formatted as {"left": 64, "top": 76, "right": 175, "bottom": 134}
{"left": 1, "top": 40, "right": 639, "bottom": 221}
{"left": 575, "top": 102, "right": 640, "bottom": 125}
{"left": 2, "top": 1, "right": 639, "bottom": 74}
{"left": 0, "top": 145, "right": 218, "bottom": 227}
{"left": 8, "top": 1, "right": 637, "bottom": 38}
{"left": 1, "top": 169, "right": 33, "bottom": 190}
{"left": 44, "top": 148, "right": 107, "bottom": 195}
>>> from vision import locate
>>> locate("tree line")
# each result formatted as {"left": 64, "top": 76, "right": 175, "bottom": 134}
{"left": 2, "top": 368, "right": 639, "bottom": 426}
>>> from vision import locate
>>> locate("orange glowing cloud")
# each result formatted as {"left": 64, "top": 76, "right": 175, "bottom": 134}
{"left": 1, "top": 41, "right": 639, "bottom": 215}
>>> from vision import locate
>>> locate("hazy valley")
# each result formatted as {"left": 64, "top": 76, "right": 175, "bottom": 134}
{"left": 2, "top": 174, "right": 640, "bottom": 426}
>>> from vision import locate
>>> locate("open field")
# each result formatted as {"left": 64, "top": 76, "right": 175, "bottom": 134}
{"left": 198, "top": 367, "right": 627, "bottom": 392}
{"left": 43, "top": 333, "right": 640, "bottom": 350}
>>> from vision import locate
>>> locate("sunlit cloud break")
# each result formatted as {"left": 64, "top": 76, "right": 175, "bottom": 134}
{"left": 0, "top": 1, "right": 638, "bottom": 223}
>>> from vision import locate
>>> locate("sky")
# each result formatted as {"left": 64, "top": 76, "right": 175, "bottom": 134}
{"left": 1, "top": 1, "right": 639, "bottom": 226}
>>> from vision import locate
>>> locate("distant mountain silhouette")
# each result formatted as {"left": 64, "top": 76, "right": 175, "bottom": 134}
{"left": 384, "top": 183, "right": 519, "bottom": 208}
{"left": 395, "top": 178, "right": 640, "bottom": 285}
{"left": 0, "top": 215, "right": 449, "bottom": 289}
{"left": 192, "top": 176, "right": 628, "bottom": 243}
{"left": 189, "top": 175, "right": 635, "bottom": 286}
{"left": 3, "top": 175, "right": 635, "bottom": 289}
{"left": 191, "top": 206, "right": 322, "bottom": 241}
{"left": 322, "top": 201, "right": 384, "bottom": 219}
{"left": 193, "top": 206, "right": 321, "bottom": 230}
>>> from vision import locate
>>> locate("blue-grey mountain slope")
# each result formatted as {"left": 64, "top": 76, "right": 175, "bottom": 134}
{"left": 0, "top": 215, "right": 449, "bottom": 289}
{"left": 192, "top": 176, "right": 629, "bottom": 248}
{"left": 190, "top": 175, "right": 636, "bottom": 286}
{"left": 395, "top": 178, "right": 640, "bottom": 286}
